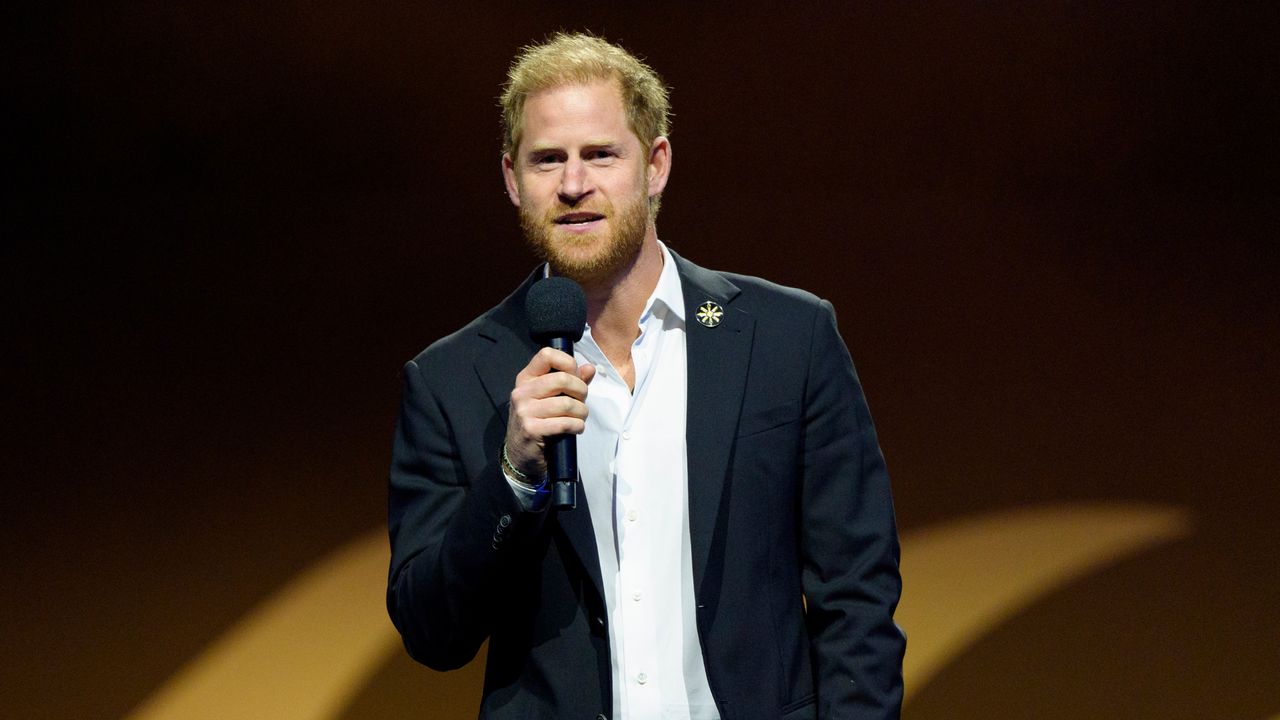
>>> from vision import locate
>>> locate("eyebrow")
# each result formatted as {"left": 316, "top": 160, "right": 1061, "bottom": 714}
{"left": 525, "top": 139, "right": 622, "bottom": 155}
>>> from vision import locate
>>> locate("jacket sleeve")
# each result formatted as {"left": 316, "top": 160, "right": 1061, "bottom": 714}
{"left": 800, "top": 300, "right": 906, "bottom": 717}
{"left": 385, "top": 356, "right": 547, "bottom": 670}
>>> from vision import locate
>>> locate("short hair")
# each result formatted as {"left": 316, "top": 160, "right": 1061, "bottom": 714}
{"left": 500, "top": 32, "right": 671, "bottom": 158}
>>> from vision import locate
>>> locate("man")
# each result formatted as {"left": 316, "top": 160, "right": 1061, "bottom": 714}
{"left": 387, "top": 33, "right": 905, "bottom": 719}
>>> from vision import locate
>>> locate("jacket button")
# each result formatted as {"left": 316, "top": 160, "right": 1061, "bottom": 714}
{"left": 499, "top": 514, "right": 512, "bottom": 528}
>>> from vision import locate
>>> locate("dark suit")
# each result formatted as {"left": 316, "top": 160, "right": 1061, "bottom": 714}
{"left": 387, "top": 251, "right": 905, "bottom": 719}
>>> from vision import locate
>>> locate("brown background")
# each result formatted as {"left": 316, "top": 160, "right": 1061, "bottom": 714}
{"left": 5, "top": 2, "right": 1278, "bottom": 718}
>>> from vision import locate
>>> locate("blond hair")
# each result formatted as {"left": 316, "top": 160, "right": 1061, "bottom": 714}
{"left": 500, "top": 32, "right": 671, "bottom": 158}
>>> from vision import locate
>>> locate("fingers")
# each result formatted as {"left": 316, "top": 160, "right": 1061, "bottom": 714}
{"left": 515, "top": 348, "right": 590, "bottom": 400}
{"left": 522, "top": 393, "right": 589, "bottom": 424}
{"left": 504, "top": 348, "right": 593, "bottom": 476}
{"left": 517, "top": 404, "right": 587, "bottom": 437}
{"left": 516, "top": 347, "right": 580, "bottom": 383}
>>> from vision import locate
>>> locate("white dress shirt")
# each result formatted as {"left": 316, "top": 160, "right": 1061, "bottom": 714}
{"left": 507, "top": 242, "right": 718, "bottom": 719}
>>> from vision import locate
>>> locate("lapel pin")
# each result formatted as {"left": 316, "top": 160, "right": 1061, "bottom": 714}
{"left": 695, "top": 300, "right": 724, "bottom": 328}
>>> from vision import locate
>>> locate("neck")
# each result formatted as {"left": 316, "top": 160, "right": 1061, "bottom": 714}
{"left": 582, "top": 228, "right": 663, "bottom": 350}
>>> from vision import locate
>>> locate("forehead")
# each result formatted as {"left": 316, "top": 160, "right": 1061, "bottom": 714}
{"left": 518, "top": 80, "right": 636, "bottom": 151}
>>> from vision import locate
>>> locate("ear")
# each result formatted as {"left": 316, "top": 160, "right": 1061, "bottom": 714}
{"left": 501, "top": 153, "right": 521, "bottom": 208}
{"left": 646, "top": 136, "right": 672, "bottom": 198}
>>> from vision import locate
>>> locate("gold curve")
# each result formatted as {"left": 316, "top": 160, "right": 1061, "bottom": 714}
{"left": 123, "top": 530, "right": 398, "bottom": 720}
{"left": 896, "top": 503, "right": 1191, "bottom": 701}
{"left": 126, "top": 503, "right": 1190, "bottom": 718}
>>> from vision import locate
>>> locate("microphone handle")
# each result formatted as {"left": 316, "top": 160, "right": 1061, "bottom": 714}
{"left": 546, "top": 336, "right": 578, "bottom": 510}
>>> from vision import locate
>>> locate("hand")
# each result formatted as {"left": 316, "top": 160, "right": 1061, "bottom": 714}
{"left": 504, "top": 347, "right": 597, "bottom": 478}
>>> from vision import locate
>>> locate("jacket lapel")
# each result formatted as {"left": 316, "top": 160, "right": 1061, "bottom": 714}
{"left": 673, "top": 252, "right": 755, "bottom": 595}
{"left": 473, "top": 272, "right": 540, "bottom": 419}
{"left": 473, "top": 271, "right": 605, "bottom": 603}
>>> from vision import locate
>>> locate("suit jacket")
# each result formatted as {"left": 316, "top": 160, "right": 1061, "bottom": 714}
{"left": 387, "top": 251, "right": 905, "bottom": 719}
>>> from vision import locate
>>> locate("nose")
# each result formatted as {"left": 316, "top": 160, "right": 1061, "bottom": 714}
{"left": 557, "top": 158, "right": 592, "bottom": 205}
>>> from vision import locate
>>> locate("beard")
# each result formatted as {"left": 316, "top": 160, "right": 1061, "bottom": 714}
{"left": 519, "top": 192, "right": 649, "bottom": 287}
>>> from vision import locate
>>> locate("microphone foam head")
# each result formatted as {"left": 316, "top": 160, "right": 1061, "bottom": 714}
{"left": 526, "top": 276, "right": 587, "bottom": 342}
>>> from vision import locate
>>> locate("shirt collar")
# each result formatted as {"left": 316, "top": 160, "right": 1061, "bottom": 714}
{"left": 539, "top": 240, "right": 686, "bottom": 325}
{"left": 643, "top": 240, "right": 686, "bottom": 324}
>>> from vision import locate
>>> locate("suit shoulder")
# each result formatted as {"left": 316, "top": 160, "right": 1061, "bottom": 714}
{"left": 405, "top": 307, "right": 498, "bottom": 375}
{"left": 673, "top": 248, "right": 826, "bottom": 314}
{"left": 720, "top": 270, "right": 827, "bottom": 315}
{"left": 404, "top": 271, "right": 536, "bottom": 372}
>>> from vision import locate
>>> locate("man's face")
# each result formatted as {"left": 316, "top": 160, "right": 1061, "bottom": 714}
{"left": 502, "top": 80, "right": 668, "bottom": 287}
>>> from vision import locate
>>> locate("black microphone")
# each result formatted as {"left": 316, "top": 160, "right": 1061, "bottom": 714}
{"left": 525, "top": 276, "right": 587, "bottom": 510}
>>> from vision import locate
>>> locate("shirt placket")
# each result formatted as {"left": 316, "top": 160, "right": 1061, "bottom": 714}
{"left": 615, "top": 319, "right": 662, "bottom": 717}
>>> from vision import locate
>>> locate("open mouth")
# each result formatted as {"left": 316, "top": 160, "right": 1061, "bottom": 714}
{"left": 554, "top": 212, "right": 605, "bottom": 226}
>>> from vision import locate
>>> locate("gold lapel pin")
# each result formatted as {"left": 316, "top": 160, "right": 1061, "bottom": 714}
{"left": 695, "top": 301, "right": 724, "bottom": 328}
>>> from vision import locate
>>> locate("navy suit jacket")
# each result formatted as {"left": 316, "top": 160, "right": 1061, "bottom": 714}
{"left": 387, "top": 251, "right": 905, "bottom": 719}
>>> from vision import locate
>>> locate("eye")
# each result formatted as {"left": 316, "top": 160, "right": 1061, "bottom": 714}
{"left": 531, "top": 152, "right": 564, "bottom": 167}
{"left": 586, "top": 149, "right": 616, "bottom": 161}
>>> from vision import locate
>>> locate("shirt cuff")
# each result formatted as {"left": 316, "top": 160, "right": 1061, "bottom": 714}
{"left": 503, "top": 469, "right": 550, "bottom": 512}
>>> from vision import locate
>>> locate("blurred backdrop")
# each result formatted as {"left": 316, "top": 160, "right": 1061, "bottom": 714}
{"left": 5, "top": 3, "right": 1278, "bottom": 719}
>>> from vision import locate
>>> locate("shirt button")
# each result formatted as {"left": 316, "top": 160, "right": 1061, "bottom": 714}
{"left": 632, "top": 591, "right": 642, "bottom": 602}
{"left": 626, "top": 509, "right": 638, "bottom": 522}
{"left": 622, "top": 431, "right": 631, "bottom": 441}
{"left": 636, "top": 672, "right": 647, "bottom": 685}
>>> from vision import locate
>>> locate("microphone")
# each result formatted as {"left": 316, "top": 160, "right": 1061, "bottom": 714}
{"left": 525, "top": 276, "right": 587, "bottom": 510}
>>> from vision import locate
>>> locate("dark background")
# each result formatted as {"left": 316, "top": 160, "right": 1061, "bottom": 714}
{"left": 5, "top": 3, "right": 1278, "bottom": 718}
